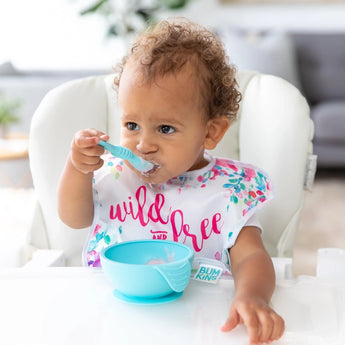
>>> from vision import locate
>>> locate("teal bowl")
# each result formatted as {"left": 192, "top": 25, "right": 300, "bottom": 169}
{"left": 100, "top": 240, "right": 194, "bottom": 303}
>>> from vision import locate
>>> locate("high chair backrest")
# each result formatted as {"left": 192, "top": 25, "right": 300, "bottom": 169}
{"left": 28, "top": 71, "right": 314, "bottom": 266}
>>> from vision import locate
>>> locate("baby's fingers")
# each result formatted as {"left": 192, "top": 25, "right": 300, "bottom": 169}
{"left": 257, "top": 311, "right": 274, "bottom": 344}
{"left": 268, "top": 313, "right": 285, "bottom": 342}
{"left": 73, "top": 129, "right": 109, "bottom": 149}
{"left": 241, "top": 313, "right": 261, "bottom": 345}
{"left": 70, "top": 148, "right": 105, "bottom": 174}
{"left": 74, "top": 158, "right": 105, "bottom": 174}
{"left": 221, "top": 309, "right": 241, "bottom": 332}
{"left": 69, "top": 129, "right": 109, "bottom": 174}
{"left": 249, "top": 310, "right": 285, "bottom": 345}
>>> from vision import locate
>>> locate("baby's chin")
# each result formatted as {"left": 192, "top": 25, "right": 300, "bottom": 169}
{"left": 137, "top": 170, "right": 169, "bottom": 185}
{"left": 125, "top": 163, "right": 165, "bottom": 184}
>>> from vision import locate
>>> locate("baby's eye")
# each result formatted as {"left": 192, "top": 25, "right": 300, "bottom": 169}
{"left": 126, "top": 122, "right": 140, "bottom": 131}
{"left": 159, "top": 125, "right": 175, "bottom": 134}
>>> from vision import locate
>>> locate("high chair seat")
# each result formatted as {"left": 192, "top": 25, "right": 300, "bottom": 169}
{"left": 26, "top": 70, "right": 315, "bottom": 266}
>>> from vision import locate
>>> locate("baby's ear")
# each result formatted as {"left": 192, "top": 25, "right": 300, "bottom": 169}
{"left": 204, "top": 116, "right": 230, "bottom": 150}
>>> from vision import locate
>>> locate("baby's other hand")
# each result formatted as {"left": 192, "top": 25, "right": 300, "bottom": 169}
{"left": 221, "top": 295, "right": 285, "bottom": 345}
{"left": 70, "top": 128, "right": 109, "bottom": 174}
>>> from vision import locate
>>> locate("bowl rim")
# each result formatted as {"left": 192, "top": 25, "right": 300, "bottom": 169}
{"left": 100, "top": 239, "right": 194, "bottom": 267}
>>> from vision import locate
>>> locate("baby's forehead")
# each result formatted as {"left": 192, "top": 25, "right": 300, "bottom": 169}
{"left": 120, "top": 58, "right": 208, "bottom": 114}
{"left": 121, "top": 68, "right": 199, "bottom": 100}
{"left": 124, "top": 57, "right": 202, "bottom": 87}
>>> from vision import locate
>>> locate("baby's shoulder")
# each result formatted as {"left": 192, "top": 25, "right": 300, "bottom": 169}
{"left": 209, "top": 157, "right": 274, "bottom": 210}
{"left": 212, "top": 157, "right": 269, "bottom": 179}
{"left": 205, "top": 157, "right": 273, "bottom": 194}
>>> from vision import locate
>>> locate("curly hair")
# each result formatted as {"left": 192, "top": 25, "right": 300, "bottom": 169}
{"left": 113, "top": 19, "right": 241, "bottom": 121}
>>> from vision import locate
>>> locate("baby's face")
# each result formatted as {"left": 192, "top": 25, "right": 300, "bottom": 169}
{"left": 118, "top": 62, "right": 210, "bottom": 184}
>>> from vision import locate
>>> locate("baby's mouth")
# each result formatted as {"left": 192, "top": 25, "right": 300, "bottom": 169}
{"left": 141, "top": 163, "right": 161, "bottom": 177}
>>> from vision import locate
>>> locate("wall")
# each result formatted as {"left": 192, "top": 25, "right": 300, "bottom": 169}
{"left": 177, "top": 0, "right": 345, "bottom": 32}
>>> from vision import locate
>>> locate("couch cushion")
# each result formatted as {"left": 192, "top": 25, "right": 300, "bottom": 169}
{"left": 311, "top": 101, "right": 345, "bottom": 143}
{"left": 218, "top": 29, "right": 301, "bottom": 89}
{"left": 292, "top": 33, "right": 345, "bottom": 104}
{"left": 313, "top": 142, "right": 345, "bottom": 168}
{"left": 0, "top": 61, "right": 21, "bottom": 75}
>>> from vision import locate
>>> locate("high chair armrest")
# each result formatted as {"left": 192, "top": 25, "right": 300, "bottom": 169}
{"left": 23, "top": 249, "right": 65, "bottom": 269}
{"left": 272, "top": 257, "right": 293, "bottom": 280}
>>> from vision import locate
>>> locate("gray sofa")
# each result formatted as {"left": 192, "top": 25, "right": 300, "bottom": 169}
{"left": 0, "top": 64, "right": 107, "bottom": 134}
{"left": 292, "top": 33, "right": 345, "bottom": 168}
{"left": 219, "top": 29, "right": 345, "bottom": 168}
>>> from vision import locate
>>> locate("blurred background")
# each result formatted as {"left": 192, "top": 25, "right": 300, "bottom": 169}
{"left": 0, "top": 0, "right": 344, "bottom": 274}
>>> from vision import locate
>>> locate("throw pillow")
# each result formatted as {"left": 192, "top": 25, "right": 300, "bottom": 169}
{"left": 218, "top": 28, "right": 301, "bottom": 90}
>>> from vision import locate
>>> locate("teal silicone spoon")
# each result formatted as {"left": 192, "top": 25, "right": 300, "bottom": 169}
{"left": 98, "top": 140, "right": 154, "bottom": 173}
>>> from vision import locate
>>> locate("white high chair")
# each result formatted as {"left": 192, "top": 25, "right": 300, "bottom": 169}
{"left": 25, "top": 70, "right": 315, "bottom": 267}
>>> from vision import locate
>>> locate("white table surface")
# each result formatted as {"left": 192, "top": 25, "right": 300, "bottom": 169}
{"left": 0, "top": 266, "right": 344, "bottom": 345}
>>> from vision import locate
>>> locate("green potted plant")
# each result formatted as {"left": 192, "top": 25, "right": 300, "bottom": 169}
{"left": 0, "top": 91, "right": 21, "bottom": 138}
{"left": 79, "top": 0, "right": 191, "bottom": 39}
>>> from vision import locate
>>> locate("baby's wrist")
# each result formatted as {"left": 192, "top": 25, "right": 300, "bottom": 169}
{"left": 235, "top": 289, "right": 271, "bottom": 305}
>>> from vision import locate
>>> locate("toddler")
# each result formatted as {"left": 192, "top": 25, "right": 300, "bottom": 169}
{"left": 58, "top": 18, "right": 284, "bottom": 345}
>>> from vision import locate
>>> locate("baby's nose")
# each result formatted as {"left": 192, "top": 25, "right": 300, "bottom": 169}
{"left": 136, "top": 135, "right": 158, "bottom": 154}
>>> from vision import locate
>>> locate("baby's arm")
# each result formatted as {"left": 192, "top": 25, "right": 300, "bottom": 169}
{"left": 58, "top": 129, "right": 109, "bottom": 229}
{"left": 221, "top": 226, "right": 285, "bottom": 345}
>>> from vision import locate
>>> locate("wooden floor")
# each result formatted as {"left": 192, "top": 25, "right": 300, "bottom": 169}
{"left": 293, "top": 168, "right": 345, "bottom": 276}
